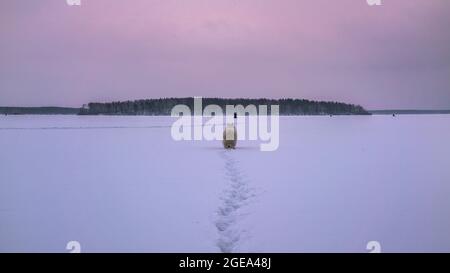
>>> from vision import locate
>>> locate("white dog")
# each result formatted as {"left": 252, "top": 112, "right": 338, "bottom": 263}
{"left": 223, "top": 123, "right": 237, "bottom": 149}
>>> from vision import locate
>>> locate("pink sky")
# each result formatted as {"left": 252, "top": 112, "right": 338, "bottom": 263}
{"left": 1, "top": 0, "right": 449, "bottom": 109}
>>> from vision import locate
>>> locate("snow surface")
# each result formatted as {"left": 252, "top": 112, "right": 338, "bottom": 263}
{"left": 1, "top": 115, "right": 450, "bottom": 253}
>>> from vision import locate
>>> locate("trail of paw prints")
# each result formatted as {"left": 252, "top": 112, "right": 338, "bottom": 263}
{"left": 216, "top": 150, "right": 255, "bottom": 253}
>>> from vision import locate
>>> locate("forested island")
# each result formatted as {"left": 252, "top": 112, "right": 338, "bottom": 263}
{"left": 0, "top": 98, "right": 370, "bottom": 116}
{"left": 79, "top": 98, "right": 370, "bottom": 116}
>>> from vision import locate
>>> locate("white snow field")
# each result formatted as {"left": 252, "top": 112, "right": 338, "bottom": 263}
{"left": 1, "top": 115, "right": 450, "bottom": 253}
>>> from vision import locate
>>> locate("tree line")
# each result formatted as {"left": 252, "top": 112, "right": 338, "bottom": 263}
{"left": 78, "top": 98, "right": 370, "bottom": 116}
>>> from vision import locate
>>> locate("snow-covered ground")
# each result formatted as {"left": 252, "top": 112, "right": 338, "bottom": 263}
{"left": 1, "top": 115, "right": 450, "bottom": 253}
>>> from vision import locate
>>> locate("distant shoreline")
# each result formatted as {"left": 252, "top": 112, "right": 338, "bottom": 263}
{"left": 370, "top": 110, "right": 450, "bottom": 115}
{"left": 2, "top": 98, "right": 370, "bottom": 116}
{"left": 0, "top": 107, "right": 80, "bottom": 115}
{"left": 2, "top": 107, "right": 450, "bottom": 116}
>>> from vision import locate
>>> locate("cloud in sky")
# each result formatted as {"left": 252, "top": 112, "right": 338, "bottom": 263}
{"left": 1, "top": 0, "right": 449, "bottom": 109}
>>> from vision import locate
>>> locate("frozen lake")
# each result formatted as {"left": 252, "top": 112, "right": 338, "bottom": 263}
{"left": 1, "top": 115, "right": 450, "bottom": 253}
